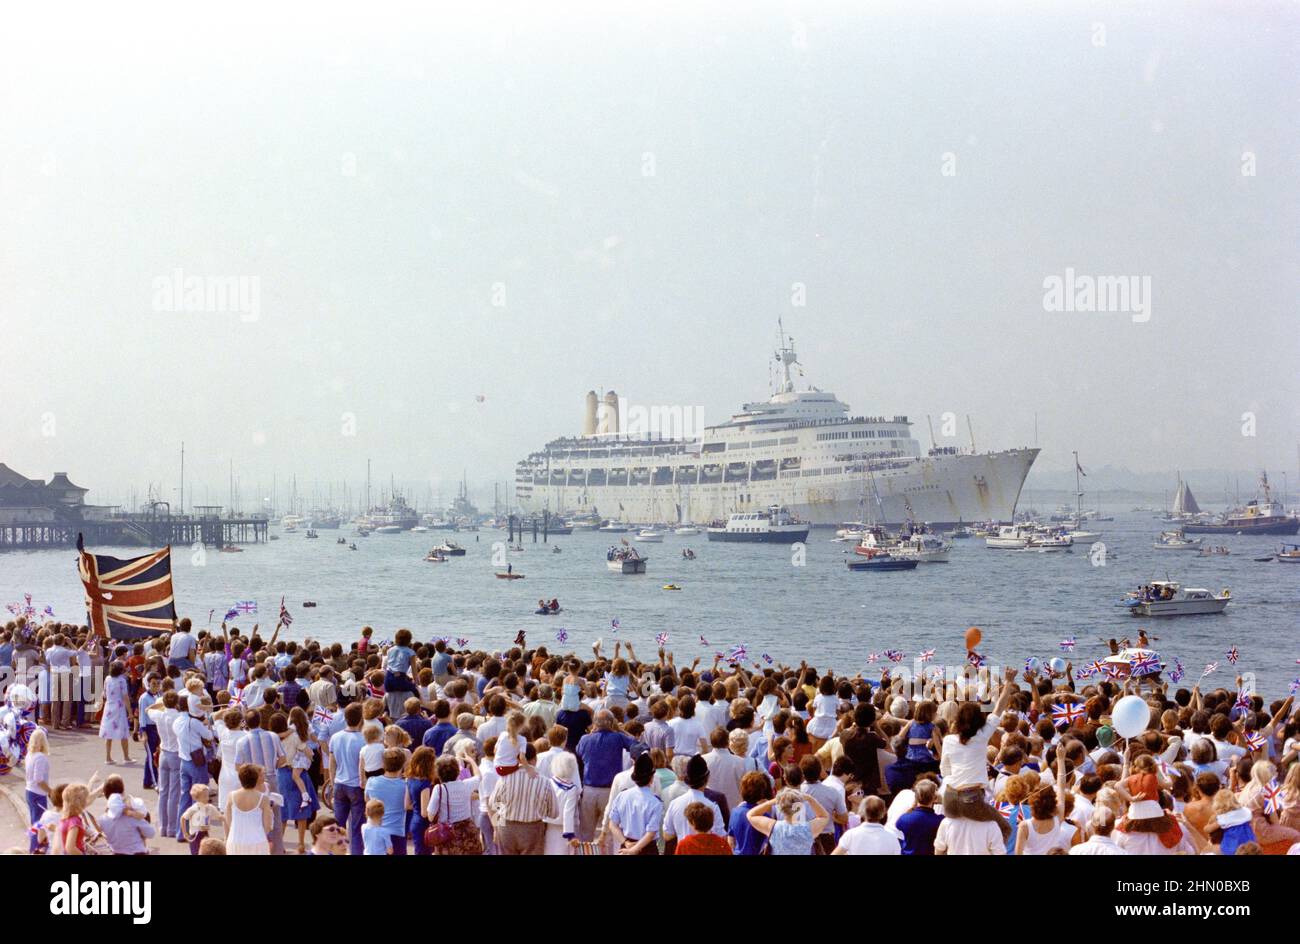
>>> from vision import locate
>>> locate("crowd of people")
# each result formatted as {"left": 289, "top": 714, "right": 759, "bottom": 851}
{"left": 2, "top": 613, "right": 1299, "bottom": 856}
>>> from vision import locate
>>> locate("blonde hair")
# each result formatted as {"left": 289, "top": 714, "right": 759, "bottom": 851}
{"left": 1250, "top": 760, "right": 1276, "bottom": 789}
{"left": 774, "top": 788, "right": 803, "bottom": 820}
{"left": 384, "top": 724, "right": 411, "bottom": 748}
{"left": 1213, "top": 790, "right": 1241, "bottom": 814}
{"left": 506, "top": 710, "right": 526, "bottom": 738}
{"left": 27, "top": 728, "right": 48, "bottom": 755}
{"left": 363, "top": 725, "right": 382, "bottom": 744}
{"left": 62, "top": 784, "right": 90, "bottom": 817}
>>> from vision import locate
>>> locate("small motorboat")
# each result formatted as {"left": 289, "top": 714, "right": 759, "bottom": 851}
{"left": 411, "top": 526, "right": 429, "bottom": 533}
{"left": 374, "top": 525, "right": 403, "bottom": 534}
{"left": 269, "top": 535, "right": 280, "bottom": 541}
{"left": 607, "top": 545, "right": 648, "bottom": 573}
{"left": 635, "top": 529, "right": 664, "bottom": 543}
{"left": 674, "top": 526, "right": 700, "bottom": 536}
{"left": 305, "top": 529, "right": 319, "bottom": 539}
{"left": 1276, "top": 543, "right": 1300, "bottom": 563}
{"left": 509, "top": 545, "right": 524, "bottom": 553}
{"left": 681, "top": 548, "right": 697, "bottom": 560}
{"left": 552, "top": 546, "right": 562, "bottom": 554}
{"left": 534, "top": 607, "right": 562, "bottom": 615}
{"left": 220, "top": 545, "right": 243, "bottom": 553}
{"left": 1121, "top": 580, "right": 1230, "bottom": 616}
{"left": 433, "top": 541, "right": 467, "bottom": 556}
{"left": 424, "top": 552, "right": 449, "bottom": 563}
{"left": 495, "top": 571, "right": 526, "bottom": 580}
{"left": 662, "top": 584, "right": 682, "bottom": 591}
{"left": 1198, "top": 545, "right": 1230, "bottom": 557}
{"left": 349, "top": 543, "right": 358, "bottom": 550}
{"left": 846, "top": 550, "right": 918, "bottom": 571}
{"left": 1153, "top": 530, "right": 1202, "bottom": 551}
{"left": 302, "top": 601, "right": 317, "bottom": 608}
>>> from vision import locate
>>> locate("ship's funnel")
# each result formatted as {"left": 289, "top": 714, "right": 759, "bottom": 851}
{"left": 582, "top": 390, "right": 598, "bottom": 437}
{"left": 600, "top": 390, "right": 620, "bottom": 435}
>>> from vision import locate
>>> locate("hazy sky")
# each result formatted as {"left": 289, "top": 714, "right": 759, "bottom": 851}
{"left": 3, "top": 1, "right": 1297, "bottom": 511}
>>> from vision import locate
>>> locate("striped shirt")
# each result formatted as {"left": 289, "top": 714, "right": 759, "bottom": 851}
{"left": 489, "top": 770, "right": 558, "bottom": 824}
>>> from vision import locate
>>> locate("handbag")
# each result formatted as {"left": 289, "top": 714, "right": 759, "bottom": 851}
{"left": 423, "top": 784, "right": 455, "bottom": 848}
{"left": 81, "top": 814, "right": 114, "bottom": 856}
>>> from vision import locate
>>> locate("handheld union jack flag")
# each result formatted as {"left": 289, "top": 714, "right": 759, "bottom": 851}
{"left": 919, "top": 649, "right": 935, "bottom": 663}
{"left": 867, "top": 652, "right": 880, "bottom": 664}
{"left": 1262, "top": 779, "right": 1284, "bottom": 815}
{"left": 610, "top": 618, "right": 620, "bottom": 630}
{"left": 1103, "top": 662, "right": 1126, "bottom": 679}
{"left": 728, "top": 644, "right": 748, "bottom": 663}
{"left": 1169, "top": 658, "right": 1185, "bottom": 684}
{"left": 967, "top": 650, "right": 986, "bottom": 667}
{"left": 1130, "top": 653, "right": 1160, "bottom": 676}
{"left": 1202, "top": 662, "right": 1218, "bottom": 678}
{"left": 995, "top": 801, "right": 1018, "bottom": 820}
{"left": 655, "top": 632, "right": 668, "bottom": 646}
{"left": 1244, "top": 730, "right": 1266, "bottom": 752}
{"left": 1290, "top": 678, "right": 1300, "bottom": 697}
{"left": 1059, "top": 636, "right": 1076, "bottom": 652}
{"left": 1050, "top": 702, "right": 1086, "bottom": 729}
{"left": 699, "top": 634, "right": 709, "bottom": 647}
{"left": 456, "top": 637, "right": 470, "bottom": 648}
{"left": 279, "top": 596, "right": 294, "bottom": 626}
{"left": 1234, "top": 690, "right": 1252, "bottom": 712}
{"left": 366, "top": 680, "right": 384, "bottom": 699}
{"left": 236, "top": 600, "right": 257, "bottom": 614}
{"left": 1226, "top": 645, "right": 1239, "bottom": 665}
{"left": 555, "top": 628, "right": 568, "bottom": 644}
{"left": 761, "top": 653, "right": 774, "bottom": 665}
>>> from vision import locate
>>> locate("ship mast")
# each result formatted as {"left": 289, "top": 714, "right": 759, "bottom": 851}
{"left": 774, "top": 318, "right": 799, "bottom": 394}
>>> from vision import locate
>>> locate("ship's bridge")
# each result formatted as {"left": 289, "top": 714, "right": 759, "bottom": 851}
{"left": 714, "top": 389, "right": 850, "bottom": 431}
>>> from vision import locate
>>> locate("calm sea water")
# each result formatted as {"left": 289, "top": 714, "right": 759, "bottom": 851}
{"left": 2, "top": 511, "right": 1296, "bottom": 693}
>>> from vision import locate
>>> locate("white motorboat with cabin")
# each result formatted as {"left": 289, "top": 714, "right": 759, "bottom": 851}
{"left": 674, "top": 525, "right": 700, "bottom": 536}
{"left": 986, "top": 526, "right": 1030, "bottom": 549}
{"left": 1122, "top": 581, "right": 1230, "bottom": 617}
{"left": 635, "top": 529, "right": 664, "bottom": 543}
{"left": 707, "top": 505, "right": 810, "bottom": 543}
{"left": 1154, "top": 530, "right": 1202, "bottom": 551}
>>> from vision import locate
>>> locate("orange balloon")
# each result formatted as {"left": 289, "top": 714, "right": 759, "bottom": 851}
{"left": 964, "top": 626, "right": 982, "bottom": 651}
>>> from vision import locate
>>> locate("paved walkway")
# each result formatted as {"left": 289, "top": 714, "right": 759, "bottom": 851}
{"left": 0, "top": 728, "right": 191, "bottom": 855}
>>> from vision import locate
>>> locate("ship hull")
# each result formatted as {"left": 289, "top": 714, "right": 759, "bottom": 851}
{"left": 707, "top": 528, "right": 811, "bottom": 543}
{"left": 519, "top": 448, "right": 1038, "bottom": 528}
{"left": 1182, "top": 518, "right": 1299, "bottom": 535}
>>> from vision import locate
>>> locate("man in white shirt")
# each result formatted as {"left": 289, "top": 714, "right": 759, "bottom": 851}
{"left": 934, "top": 816, "right": 1007, "bottom": 855}
{"left": 662, "top": 755, "right": 724, "bottom": 851}
{"left": 667, "top": 696, "right": 708, "bottom": 758}
{"left": 702, "top": 728, "right": 748, "bottom": 809}
{"left": 833, "top": 796, "right": 901, "bottom": 855}
{"left": 1069, "top": 807, "right": 1129, "bottom": 855}
{"left": 167, "top": 621, "right": 198, "bottom": 671}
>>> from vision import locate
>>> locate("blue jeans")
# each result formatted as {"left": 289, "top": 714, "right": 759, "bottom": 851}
{"left": 178, "top": 758, "right": 210, "bottom": 839}
{"left": 26, "top": 791, "right": 48, "bottom": 853}
{"left": 158, "top": 750, "right": 182, "bottom": 838}
{"left": 141, "top": 725, "right": 160, "bottom": 788}
{"left": 333, "top": 783, "right": 366, "bottom": 856}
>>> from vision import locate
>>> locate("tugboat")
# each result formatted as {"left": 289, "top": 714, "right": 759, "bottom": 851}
{"left": 607, "top": 544, "right": 648, "bottom": 573}
{"left": 706, "top": 505, "right": 810, "bottom": 543}
{"left": 1182, "top": 472, "right": 1300, "bottom": 535}
{"left": 1120, "top": 581, "right": 1230, "bottom": 617}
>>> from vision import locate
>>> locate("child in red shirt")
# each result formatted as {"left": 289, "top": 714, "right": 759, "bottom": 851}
{"left": 674, "top": 802, "right": 731, "bottom": 855}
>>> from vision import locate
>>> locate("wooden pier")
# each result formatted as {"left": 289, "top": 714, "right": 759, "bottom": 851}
{"left": 0, "top": 512, "right": 269, "bottom": 550}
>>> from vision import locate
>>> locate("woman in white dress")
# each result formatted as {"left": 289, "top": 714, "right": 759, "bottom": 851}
{"left": 214, "top": 708, "right": 244, "bottom": 809}
{"left": 97, "top": 661, "right": 132, "bottom": 763}
{"left": 543, "top": 751, "right": 581, "bottom": 855}
{"left": 224, "top": 763, "right": 272, "bottom": 855}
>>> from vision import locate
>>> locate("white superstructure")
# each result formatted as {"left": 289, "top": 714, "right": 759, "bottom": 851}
{"left": 515, "top": 327, "right": 1038, "bottom": 527}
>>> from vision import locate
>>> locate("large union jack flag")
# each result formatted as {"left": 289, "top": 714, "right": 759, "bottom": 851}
{"left": 77, "top": 534, "right": 176, "bottom": 639}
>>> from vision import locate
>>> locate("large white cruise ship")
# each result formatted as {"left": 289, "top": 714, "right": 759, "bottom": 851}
{"left": 515, "top": 330, "right": 1038, "bottom": 527}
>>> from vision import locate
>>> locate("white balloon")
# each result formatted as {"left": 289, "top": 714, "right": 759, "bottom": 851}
{"left": 1049, "top": 657, "right": 1066, "bottom": 674}
{"left": 1112, "top": 695, "right": 1151, "bottom": 739}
